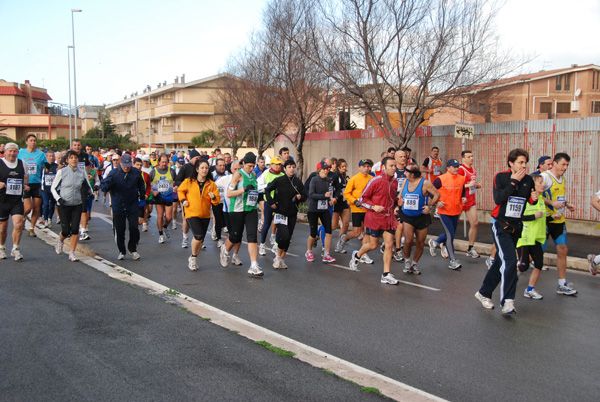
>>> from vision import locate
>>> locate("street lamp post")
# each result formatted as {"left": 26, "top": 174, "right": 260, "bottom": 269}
{"left": 71, "top": 8, "right": 82, "bottom": 139}
{"left": 67, "top": 46, "right": 73, "bottom": 145}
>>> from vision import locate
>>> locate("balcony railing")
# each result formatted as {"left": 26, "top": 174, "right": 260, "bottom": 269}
{"left": 137, "top": 103, "right": 214, "bottom": 120}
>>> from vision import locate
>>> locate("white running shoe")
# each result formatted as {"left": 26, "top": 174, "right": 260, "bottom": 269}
{"left": 271, "top": 244, "right": 278, "bottom": 254}
{"left": 259, "top": 243, "right": 267, "bottom": 256}
{"left": 440, "top": 245, "right": 449, "bottom": 259}
{"left": 273, "top": 256, "right": 281, "bottom": 269}
{"left": 360, "top": 253, "right": 374, "bottom": 264}
{"left": 142, "top": 222, "right": 148, "bottom": 232}
{"left": 466, "top": 248, "right": 480, "bottom": 258}
{"left": 217, "top": 239, "right": 225, "bottom": 248}
{"left": 11, "top": 248, "right": 23, "bottom": 261}
{"left": 279, "top": 259, "right": 288, "bottom": 269}
{"left": 181, "top": 238, "right": 189, "bottom": 248}
{"left": 0, "top": 248, "right": 6, "bottom": 259}
{"left": 68, "top": 252, "right": 79, "bottom": 262}
{"left": 380, "top": 273, "right": 399, "bottom": 285}
{"left": 232, "top": 255, "right": 243, "bottom": 266}
{"left": 485, "top": 256, "right": 493, "bottom": 269}
{"left": 270, "top": 234, "right": 276, "bottom": 245}
{"left": 475, "top": 291, "right": 494, "bottom": 309}
{"left": 334, "top": 239, "right": 347, "bottom": 253}
{"left": 172, "top": 220, "right": 177, "bottom": 230}
{"left": 349, "top": 251, "right": 359, "bottom": 271}
{"left": 248, "top": 264, "right": 264, "bottom": 276}
{"left": 188, "top": 255, "right": 199, "bottom": 271}
{"left": 220, "top": 246, "right": 229, "bottom": 267}
{"left": 502, "top": 299, "right": 516, "bottom": 315}
{"left": 211, "top": 229, "right": 218, "bottom": 241}
{"left": 163, "top": 226, "right": 171, "bottom": 238}
{"left": 158, "top": 235, "right": 165, "bottom": 244}
{"left": 523, "top": 288, "right": 543, "bottom": 300}
{"left": 393, "top": 250, "right": 404, "bottom": 262}
{"left": 131, "top": 252, "right": 141, "bottom": 261}
{"left": 118, "top": 253, "right": 125, "bottom": 260}
{"left": 46, "top": 220, "right": 52, "bottom": 229}
{"left": 55, "top": 240, "right": 63, "bottom": 255}
{"left": 448, "top": 259, "right": 462, "bottom": 270}
{"left": 428, "top": 239, "right": 438, "bottom": 257}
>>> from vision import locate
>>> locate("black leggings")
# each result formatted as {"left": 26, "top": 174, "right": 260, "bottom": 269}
{"left": 275, "top": 214, "right": 297, "bottom": 252}
{"left": 186, "top": 217, "right": 210, "bottom": 242}
{"left": 308, "top": 210, "right": 331, "bottom": 238}
{"left": 58, "top": 204, "right": 83, "bottom": 238}
{"left": 517, "top": 241, "right": 544, "bottom": 272}
{"left": 212, "top": 203, "right": 225, "bottom": 240}
{"left": 229, "top": 210, "right": 258, "bottom": 244}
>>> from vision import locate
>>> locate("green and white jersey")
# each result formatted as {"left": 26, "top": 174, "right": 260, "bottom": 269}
{"left": 230, "top": 169, "right": 259, "bottom": 212}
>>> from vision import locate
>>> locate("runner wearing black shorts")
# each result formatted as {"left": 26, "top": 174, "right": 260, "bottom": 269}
{"left": 0, "top": 143, "right": 28, "bottom": 260}
{"left": 397, "top": 161, "right": 439, "bottom": 274}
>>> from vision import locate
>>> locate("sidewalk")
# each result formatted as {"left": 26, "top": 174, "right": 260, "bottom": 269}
{"left": 427, "top": 219, "right": 598, "bottom": 272}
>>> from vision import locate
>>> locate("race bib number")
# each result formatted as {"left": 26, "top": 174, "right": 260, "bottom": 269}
{"left": 27, "top": 162, "right": 37, "bottom": 175}
{"left": 506, "top": 196, "right": 526, "bottom": 218}
{"left": 433, "top": 165, "right": 442, "bottom": 176}
{"left": 318, "top": 199, "right": 328, "bottom": 210}
{"left": 274, "top": 213, "right": 288, "bottom": 225}
{"left": 557, "top": 195, "right": 566, "bottom": 214}
{"left": 469, "top": 176, "right": 477, "bottom": 195}
{"left": 77, "top": 162, "right": 86, "bottom": 171}
{"left": 6, "top": 178, "right": 23, "bottom": 196}
{"left": 44, "top": 174, "right": 56, "bottom": 187}
{"left": 403, "top": 194, "right": 419, "bottom": 211}
{"left": 247, "top": 190, "right": 258, "bottom": 207}
{"left": 218, "top": 187, "right": 225, "bottom": 199}
{"left": 397, "top": 177, "right": 406, "bottom": 189}
{"left": 328, "top": 186, "right": 334, "bottom": 199}
{"left": 157, "top": 179, "right": 170, "bottom": 193}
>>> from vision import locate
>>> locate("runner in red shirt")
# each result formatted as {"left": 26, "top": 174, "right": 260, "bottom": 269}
{"left": 459, "top": 150, "right": 482, "bottom": 258}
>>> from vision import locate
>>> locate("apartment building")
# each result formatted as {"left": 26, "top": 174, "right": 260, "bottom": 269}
{"left": 430, "top": 64, "right": 600, "bottom": 125}
{"left": 334, "top": 86, "right": 432, "bottom": 131}
{"left": 79, "top": 105, "right": 102, "bottom": 134}
{"left": 106, "top": 74, "right": 227, "bottom": 149}
{"left": 0, "top": 79, "right": 77, "bottom": 140}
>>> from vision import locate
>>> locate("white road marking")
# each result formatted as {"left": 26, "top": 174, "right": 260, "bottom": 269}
{"left": 93, "top": 211, "right": 114, "bottom": 225}
{"left": 33, "top": 225, "right": 446, "bottom": 402}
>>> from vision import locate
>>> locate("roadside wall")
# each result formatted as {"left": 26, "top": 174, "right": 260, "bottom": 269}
{"left": 275, "top": 118, "right": 600, "bottom": 234}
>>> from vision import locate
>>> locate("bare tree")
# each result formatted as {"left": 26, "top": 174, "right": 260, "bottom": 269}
{"left": 220, "top": 0, "right": 331, "bottom": 178}
{"left": 217, "top": 47, "right": 290, "bottom": 158}
{"left": 261, "top": 0, "right": 332, "bottom": 178}
{"left": 296, "top": 0, "right": 524, "bottom": 148}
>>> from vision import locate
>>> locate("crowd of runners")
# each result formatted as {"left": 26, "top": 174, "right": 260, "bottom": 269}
{"left": 1, "top": 136, "right": 600, "bottom": 315}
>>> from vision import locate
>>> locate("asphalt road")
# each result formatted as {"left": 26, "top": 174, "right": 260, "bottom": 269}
{"left": 2, "top": 201, "right": 600, "bottom": 401}
{"left": 0, "top": 232, "right": 384, "bottom": 401}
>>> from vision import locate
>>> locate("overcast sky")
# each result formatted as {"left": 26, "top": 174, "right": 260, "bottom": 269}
{"left": 2, "top": 0, "right": 599, "bottom": 107}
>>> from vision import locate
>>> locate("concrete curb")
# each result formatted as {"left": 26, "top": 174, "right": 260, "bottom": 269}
{"left": 32, "top": 224, "right": 446, "bottom": 402}
{"left": 427, "top": 235, "right": 591, "bottom": 273}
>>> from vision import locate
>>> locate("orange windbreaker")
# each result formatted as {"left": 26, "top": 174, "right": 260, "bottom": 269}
{"left": 177, "top": 178, "right": 221, "bottom": 218}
